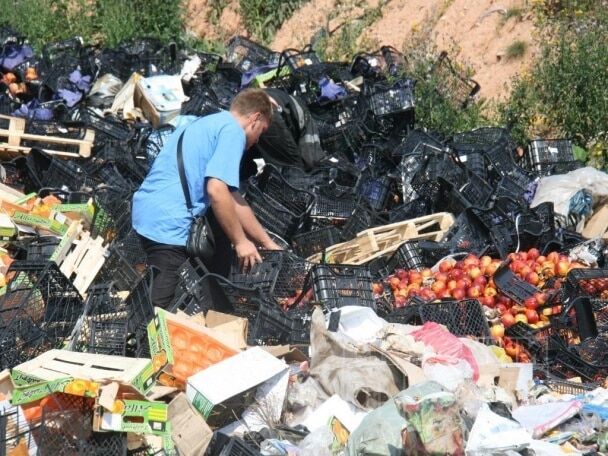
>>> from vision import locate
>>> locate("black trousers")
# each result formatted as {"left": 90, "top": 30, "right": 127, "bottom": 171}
{"left": 138, "top": 209, "right": 232, "bottom": 309}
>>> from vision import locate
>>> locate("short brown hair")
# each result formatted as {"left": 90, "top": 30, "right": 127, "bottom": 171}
{"left": 230, "top": 88, "right": 272, "bottom": 122}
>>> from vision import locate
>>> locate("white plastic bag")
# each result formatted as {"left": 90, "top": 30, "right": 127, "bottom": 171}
{"left": 421, "top": 353, "right": 473, "bottom": 391}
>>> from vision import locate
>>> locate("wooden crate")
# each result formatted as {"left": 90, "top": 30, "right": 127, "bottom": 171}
{"left": 308, "top": 212, "right": 454, "bottom": 265}
{"left": 0, "top": 114, "right": 94, "bottom": 158}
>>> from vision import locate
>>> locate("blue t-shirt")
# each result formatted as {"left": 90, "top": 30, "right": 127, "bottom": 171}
{"left": 132, "top": 111, "right": 246, "bottom": 246}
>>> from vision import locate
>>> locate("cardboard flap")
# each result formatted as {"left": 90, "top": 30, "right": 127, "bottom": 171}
{"left": 169, "top": 393, "right": 212, "bottom": 456}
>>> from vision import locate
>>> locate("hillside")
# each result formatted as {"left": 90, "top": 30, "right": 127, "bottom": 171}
{"left": 185, "top": 0, "right": 537, "bottom": 101}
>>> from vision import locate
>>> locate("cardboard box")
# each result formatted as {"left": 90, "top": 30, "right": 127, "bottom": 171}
{"left": 583, "top": 205, "right": 608, "bottom": 239}
{"left": 147, "top": 308, "right": 240, "bottom": 388}
{"left": 10, "top": 350, "right": 156, "bottom": 405}
{"left": 186, "top": 347, "right": 287, "bottom": 421}
{"left": 93, "top": 395, "right": 170, "bottom": 436}
{"left": 133, "top": 76, "right": 186, "bottom": 128}
{"left": 168, "top": 393, "right": 213, "bottom": 456}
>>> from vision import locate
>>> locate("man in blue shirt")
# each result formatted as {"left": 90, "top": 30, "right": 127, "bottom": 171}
{"left": 132, "top": 88, "right": 280, "bottom": 308}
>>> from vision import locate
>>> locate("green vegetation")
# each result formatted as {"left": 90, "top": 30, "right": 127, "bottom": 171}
{"left": 238, "top": 0, "right": 307, "bottom": 45}
{"left": 0, "top": 0, "right": 185, "bottom": 49}
{"left": 504, "top": 6, "right": 524, "bottom": 22}
{"left": 499, "top": 3, "right": 608, "bottom": 169}
{"left": 505, "top": 40, "right": 528, "bottom": 60}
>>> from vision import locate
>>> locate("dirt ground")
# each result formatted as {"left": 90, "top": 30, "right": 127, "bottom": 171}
{"left": 185, "top": 0, "right": 537, "bottom": 101}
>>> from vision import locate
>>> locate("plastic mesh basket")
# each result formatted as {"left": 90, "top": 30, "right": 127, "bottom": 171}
{"left": 429, "top": 51, "right": 480, "bottom": 107}
{"left": 225, "top": 36, "right": 279, "bottom": 73}
{"left": 526, "top": 139, "right": 581, "bottom": 176}
{"left": 309, "top": 263, "right": 375, "bottom": 311}
{"left": 90, "top": 186, "right": 133, "bottom": 243}
{"left": 292, "top": 226, "right": 343, "bottom": 258}
{"left": 418, "top": 298, "right": 490, "bottom": 339}
{"left": 0, "top": 261, "right": 84, "bottom": 369}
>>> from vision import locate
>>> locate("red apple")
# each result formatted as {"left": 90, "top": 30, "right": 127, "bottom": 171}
{"left": 480, "top": 255, "right": 492, "bottom": 268}
{"left": 525, "top": 271, "right": 540, "bottom": 286}
{"left": 491, "top": 324, "right": 505, "bottom": 339}
{"left": 547, "top": 252, "right": 559, "bottom": 264}
{"left": 537, "top": 255, "right": 547, "bottom": 263}
{"left": 485, "top": 262, "right": 499, "bottom": 277}
{"left": 467, "top": 285, "right": 482, "bottom": 298}
{"left": 452, "top": 288, "right": 466, "bottom": 300}
{"left": 435, "top": 272, "right": 449, "bottom": 283}
{"left": 421, "top": 268, "right": 433, "bottom": 279}
{"left": 409, "top": 271, "right": 423, "bottom": 284}
{"left": 463, "top": 255, "right": 480, "bottom": 267}
{"left": 439, "top": 289, "right": 452, "bottom": 299}
{"left": 431, "top": 280, "right": 447, "bottom": 293}
{"left": 484, "top": 286, "right": 497, "bottom": 297}
{"left": 389, "top": 277, "right": 400, "bottom": 290}
{"left": 496, "top": 303, "right": 507, "bottom": 314}
{"left": 524, "top": 296, "right": 539, "bottom": 310}
{"left": 468, "top": 266, "right": 483, "bottom": 280}
{"left": 449, "top": 268, "right": 464, "bottom": 280}
{"left": 473, "top": 275, "right": 487, "bottom": 288}
{"left": 501, "top": 313, "right": 516, "bottom": 328}
{"left": 520, "top": 265, "right": 532, "bottom": 278}
{"left": 525, "top": 309, "right": 539, "bottom": 324}
{"left": 396, "top": 269, "right": 408, "bottom": 280}
{"left": 556, "top": 260, "right": 570, "bottom": 277}
{"left": 372, "top": 283, "right": 384, "bottom": 294}
{"left": 447, "top": 280, "right": 458, "bottom": 291}
{"left": 480, "top": 295, "right": 496, "bottom": 307}
{"left": 527, "top": 248, "right": 540, "bottom": 261}
{"left": 534, "top": 292, "right": 547, "bottom": 306}
{"left": 515, "top": 313, "right": 528, "bottom": 324}
{"left": 438, "top": 259, "right": 455, "bottom": 273}
{"left": 455, "top": 279, "right": 468, "bottom": 290}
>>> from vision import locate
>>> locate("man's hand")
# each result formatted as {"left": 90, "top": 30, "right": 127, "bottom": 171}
{"left": 262, "top": 239, "right": 283, "bottom": 250}
{"left": 235, "top": 239, "right": 262, "bottom": 272}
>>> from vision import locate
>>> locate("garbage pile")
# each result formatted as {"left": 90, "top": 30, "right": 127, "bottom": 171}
{"left": 3, "top": 25, "right": 608, "bottom": 455}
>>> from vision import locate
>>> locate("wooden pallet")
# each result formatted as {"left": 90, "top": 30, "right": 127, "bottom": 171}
{"left": 0, "top": 114, "right": 94, "bottom": 158}
{"left": 308, "top": 212, "right": 454, "bottom": 265}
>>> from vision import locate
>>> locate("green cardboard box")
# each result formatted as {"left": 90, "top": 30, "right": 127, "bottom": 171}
{"left": 93, "top": 397, "right": 170, "bottom": 436}
{"left": 10, "top": 349, "right": 156, "bottom": 405}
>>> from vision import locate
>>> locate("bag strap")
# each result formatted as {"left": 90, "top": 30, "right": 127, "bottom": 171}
{"left": 176, "top": 131, "right": 193, "bottom": 211}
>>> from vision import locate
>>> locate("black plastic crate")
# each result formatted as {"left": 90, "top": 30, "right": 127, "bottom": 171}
{"left": 350, "top": 46, "right": 406, "bottom": 79}
{"left": 384, "top": 241, "right": 424, "bottom": 274}
{"left": 76, "top": 108, "right": 133, "bottom": 142}
{"left": 367, "top": 80, "right": 415, "bottom": 117}
{"left": 245, "top": 183, "right": 303, "bottom": 241}
{"left": 418, "top": 298, "right": 490, "bottom": 339}
{"left": 526, "top": 139, "right": 581, "bottom": 176}
{"left": 254, "top": 165, "right": 315, "bottom": 218}
{"left": 124, "top": 269, "right": 155, "bottom": 358}
{"left": 273, "top": 252, "right": 313, "bottom": 303}
{"left": 225, "top": 36, "right": 279, "bottom": 73}
{"left": 25, "top": 236, "right": 61, "bottom": 261}
{"left": 228, "top": 250, "right": 284, "bottom": 295}
{"left": 505, "top": 322, "right": 556, "bottom": 362}
{"left": 68, "top": 283, "right": 129, "bottom": 356}
{"left": 206, "top": 432, "right": 261, "bottom": 456}
{"left": 309, "top": 186, "right": 358, "bottom": 222}
{"left": 542, "top": 378, "right": 596, "bottom": 395}
{"left": 393, "top": 129, "right": 444, "bottom": 160}
{"left": 441, "top": 209, "right": 490, "bottom": 254}
{"left": 429, "top": 51, "right": 480, "bottom": 108}
{"left": 95, "top": 245, "right": 144, "bottom": 292}
{"left": 340, "top": 201, "right": 387, "bottom": 241}
{"left": 0, "top": 403, "right": 41, "bottom": 455}
{"left": 494, "top": 263, "right": 541, "bottom": 306}
{"left": 90, "top": 186, "right": 133, "bottom": 242}
{"left": 308, "top": 263, "right": 375, "bottom": 311}
{"left": 446, "top": 170, "right": 493, "bottom": 211}
{"left": 354, "top": 170, "right": 393, "bottom": 211}
{"left": 292, "top": 226, "right": 342, "bottom": 258}
{"left": 0, "top": 261, "right": 83, "bottom": 369}
{"left": 249, "top": 301, "right": 311, "bottom": 346}
{"left": 564, "top": 268, "right": 608, "bottom": 301}
{"left": 38, "top": 408, "right": 127, "bottom": 456}
{"left": 387, "top": 197, "right": 433, "bottom": 223}
{"left": 551, "top": 336, "right": 607, "bottom": 382}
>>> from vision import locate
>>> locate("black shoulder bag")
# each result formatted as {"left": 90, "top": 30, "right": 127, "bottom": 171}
{"left": 176, "top": 131, "right": 216, "bottom": 263}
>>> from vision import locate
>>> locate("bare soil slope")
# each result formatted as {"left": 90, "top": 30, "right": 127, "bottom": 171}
{"left": 186, "top": 0, "right": 537, "bottom": 101}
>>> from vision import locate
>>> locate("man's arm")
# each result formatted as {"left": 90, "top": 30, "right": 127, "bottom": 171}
{"left": 206, "top": 177, "right": 261, "bottom": 270}
{"left": 232, "top": 191, "right": 282, "bottom": 250}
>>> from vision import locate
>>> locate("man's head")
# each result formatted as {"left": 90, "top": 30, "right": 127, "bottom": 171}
{"left": 230, "top": 88, "right": 272, "bottom": 149}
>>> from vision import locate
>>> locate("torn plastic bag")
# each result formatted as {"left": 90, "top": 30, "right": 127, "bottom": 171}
{"left": 421, "top": 353, "right": 473, "bottom": 391}
{"left": 88, "top": 74, "right": 123, "bottom": 108}
{"left": 512, "top": 400, "right": 583, "bottom": 439}
{"left": 399, "top": 389, "right": 466, "bottom": 456}
{"left": 299, "top": 425, "right": 333, "bottom": 456}
{"left": 465, "top": 403, "right": 532, "bottom": 455}
{"left": 532, "top": 166, "right": 608, "bottom": 219}
{"left": 346, "top": 381, "right": 446, "bottom": 456}
{"left": 309, "top": 308, "right": 405, "bottom": 411}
